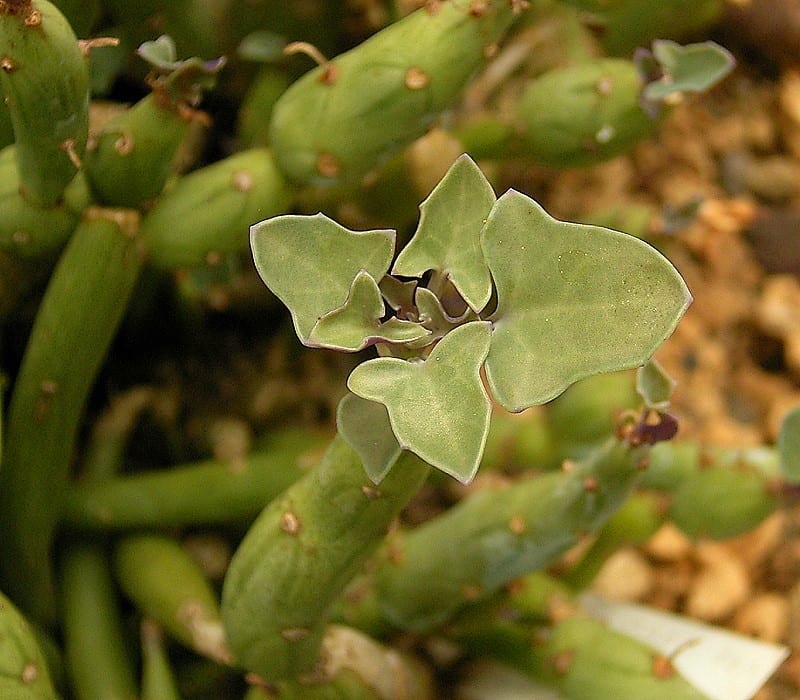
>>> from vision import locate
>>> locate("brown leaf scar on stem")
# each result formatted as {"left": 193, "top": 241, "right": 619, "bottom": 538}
{"left": 20, "top": 662, "right": 38, "bottom": 684}
{"left": 509, "top": 514, "right": 526, "bottom": 535}
{"left": 279, "top": 511, "right": 302, "bottom": 535}
{"left": 35, "top": 380, "right": 59, "bottom": 421}
{"left": 22, "top": 8, "right": 40, "bottom": 27}
{"left": 552, "top": 648, "right": 575, "bottom": 675}
{"left": 316, "top": 152, "right": 341, "bottom": 178}
{"left": 281, "top": 627, "right": 311, "bottom": 641}
{"left": 405, "top": 67, "right": 430, "bottom": 90}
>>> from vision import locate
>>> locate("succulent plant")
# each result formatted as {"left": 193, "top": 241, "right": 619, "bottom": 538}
{"left": 0, "top": 2, "right": 789, "bottom": 698}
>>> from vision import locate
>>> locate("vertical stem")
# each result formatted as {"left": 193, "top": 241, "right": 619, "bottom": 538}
{"left": 60, "top": 543, "right": 139, "bottom": 700}
{"left": 0, "top": 207, "right": 144, "bottom": 623}
{"left": 221, "top": 434, "right": 430, "bottom": 681}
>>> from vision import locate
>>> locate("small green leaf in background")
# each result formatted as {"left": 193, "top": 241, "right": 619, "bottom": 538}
{"left": 136, "top": 35, "right": 179, "bottom": 68}
{"left": 337, "top": 393, "right": 402, "bottom": 484}
{"left": 347, "top": 321, "right": 493, "bottom": 483}
{"left": 482, "top": 190, "right": 691, "bottom": 413}
{"left": 642, "top": 40, "right": 735, "bottom": 103}
{"left": 636, "top": 358, "right": 676, "bottom": 410}
{"left": 393, "top": 154, "right": 496, "bottom": 312}
{"left": 309, "top": 270, "right": 430, "bottom": 352}
{"left": 250, "top": 213, "right": 396, "bottom": 342}
{"left": 778, "top": 406, "right": 800, "bottom": 483}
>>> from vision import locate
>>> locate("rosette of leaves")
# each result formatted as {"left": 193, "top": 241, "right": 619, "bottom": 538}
{"left": 250, "top": 155, "right": 690, "bottom": 484}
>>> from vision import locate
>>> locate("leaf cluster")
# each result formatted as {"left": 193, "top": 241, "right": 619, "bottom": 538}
{"left": 251, "top": 155, "right": 691, "bottom": 482}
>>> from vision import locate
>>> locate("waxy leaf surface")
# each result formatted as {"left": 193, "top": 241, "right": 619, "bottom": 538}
{"left": 636, "top": 358, "right": 676, "bottom": 410}
{"left": 309, "top": 271, "right": 430, "bottom": 351}
{"left": 347, "top": 321, "right": 492, "bottom": 483}
{"left": 337, "top": 392, "right": 402, "bottom": 483}
{"left": 482, "top": 190, "right": 691, "bottom": 412}
{"left": 392, "top": 154, "right": 495, "bottom": 312}
{"left": 250, "top": 214, "right": 395, "bottom": 342}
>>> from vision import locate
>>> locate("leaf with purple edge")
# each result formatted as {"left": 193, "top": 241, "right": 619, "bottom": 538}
{"left": 481, "top": 189, "right": 691, "bottom": 413}
{"left": 309, "top": 270, "right": 430, "bottom": 351}
{"left": 250, "top": 213, "right": 396, "bottom": 343}
{"left": 392, "top": 154, "right": 496, "bottom": 312}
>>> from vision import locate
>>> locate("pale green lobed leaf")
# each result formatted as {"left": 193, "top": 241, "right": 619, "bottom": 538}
{"left": 347, "top": 321, "right": 493, "bottom": 483}
{"left": 337, "top": 392, "right": 402, "bottom": 484}
{"left": 644, "top": 40, "right": 735, "bottom": 102}
{"left": 636, "top": 357, "right": 676, "bottom": 410}
{"left": 482, "top": 190, "right": 691, "bottom": 413}
{"left": 309, "top": 270, "right": 430, "bottom": 351}
{"left": 250, "top": 213, "right": 395, "bottom": 342}
{"left": 410, "top": 287, "right": 480, "bottom": 349}
{"left": 392, "top": 154, "right": 496, "bottom": 312}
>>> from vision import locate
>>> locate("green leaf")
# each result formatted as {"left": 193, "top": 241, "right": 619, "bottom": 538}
{"left": 636, "top": 358, "right": 676, "bottom": 410}
{"left": 309, "top": 270, "right": 430, "bottom": 351}
{"left": 337, "top": 393, "right": 402, "bottom": 484}
{"left": 250, "top": 213, "right": 396, "bottom": 342}
{"left": 778, "top": 406, "right": 800, "bottom": 483}
{"left": 347, "top": 321, "right": 493, "bottom": 483}
{"left": 137, "top": 35, "right": 178, "bottom": 67}
{"left": 379, "top": 275, "right": 418, "bottom": 315}
{"left": 412, "top": 287, "right": 479, "bottom": 347}
{"left": 643, "top": 40, "right": 735, "bottom": 102}
{"left": 482, "top": 190, "right": 691, "bottom": 412}
{"left": 392, "top": 154, "right": 496, "bottom": 312}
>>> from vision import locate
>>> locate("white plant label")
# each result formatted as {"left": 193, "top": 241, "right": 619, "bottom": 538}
{"left": 581, "top": 594, "right": 790, "bottom": 700}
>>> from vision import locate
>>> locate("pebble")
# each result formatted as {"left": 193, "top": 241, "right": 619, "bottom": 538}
{"left": 685, "top": 542, "right": 752, "bottom": 622}
{"left": 732, "top": 593, "right": 790, "bottom": 643}
{"left": 591, "top": 548, "right": 654, "bottom": 602}
{"left": 644, "top": 523, "right": 693, "bottom": 562}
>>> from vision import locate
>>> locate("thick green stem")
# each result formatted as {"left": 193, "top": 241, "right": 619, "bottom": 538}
{"left": 141, "top": 620, "right": 182, "bottom": 700}
{"left": 113, "top": 533, "right": 233, "bottom": 665}
{"left": 60, "top": 543, "right": 138, "bottom": 700}
{"left": 0, "top": 589, "right": 59, "bottom": 699}
{"left": 221, "top": 434, "right": 430, "bottom": 682}
{"left": 561, "top": 492, "right": 665, "bottom": 591}
{"left": 0, "top": 207, "right": 144, "bottom": 623}
{"left": 457, "top": 615, "right": 708, "bottom": 699}
{"left": 642, "top": 441, "right": 781, "bottom": 539}
{"left": 83, "top": 93, "right": 199, "bottom": 209}
{"left": 372, "top": 437, "right": 648, "bottom": 632}
{"left": 269, "top": 0, "right": 522, "bottom": 189}
{"left": 62, "top": 428, "right": 326, "bottom": 531}
{"left": 0, "top": 0, "right": 89, "bottom": 206}
{"left": 60, "top": 385, "right": 155, "bottom": 700}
